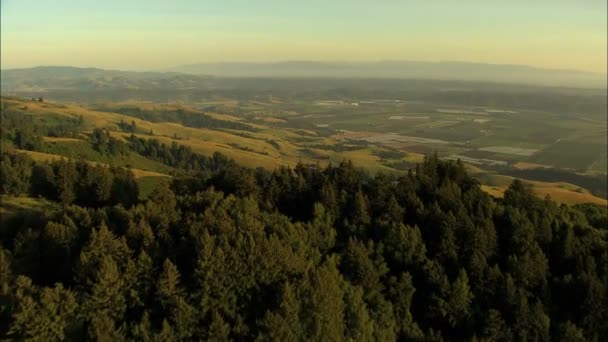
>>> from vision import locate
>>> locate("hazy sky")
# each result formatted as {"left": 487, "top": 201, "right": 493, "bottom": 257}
{"left": 1, "top": 0, "right": 606, "bottom": 72}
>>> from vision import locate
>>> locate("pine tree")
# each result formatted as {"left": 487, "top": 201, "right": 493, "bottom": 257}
{"left": 77, "top": 224, "right": 132, "bottom": 286}
{"left": 94, "top": 166, "right": 114, "bottom": 205}
{"left": 125, "top": 217, "right": 155, "bottom": 251}
{"left": 382, "top": 223, "right": 427, "bottom": 268}
{"left": 258, "top": 282, "right": 303, "bottom": 341}
{"left": 156, "top": 259, "right": 197, "bottom": 339}
{"left": 319, "top": 180, "right": 338, "bottom": 218}
{"left": 123, "top": 250, "right": 154, "bottom": 309}
{"left": 154, "top": 320, "right": 176, "bottom": 341}
{"left": 8, "top": 278, "right": 79, "bottom": 340}
{"left": 341, "top": 239, "right": 388, "bottom": 302}
{"left": 82, "top": 256, "right": 127, "bottom": 322}
{"left": 343, "top": 283, "right": 375, "bottom": 341}
{"left": 446, "top": 269, "right": 474, "bottom": 328}
{"left": 305, "top": 257, "right": 346, "bottom": 342}
{"left": 30, "top": 163, "right": 56, "bottom": 199}
{"left": 307, "top": 203, "right": 337, "bottom": 254}
{"left": 388, "top": 272, "right": 423, "bottom": 339}
{"left": 481, "top": 309, "right": 512, "bottom": 341}
{"left": 56, "top": 159, "right": 77, "bottom": 206}
{"left": 0, "top": 247, "right": 12, "bottom": 287}
{"left": 88, "top": 313, "right": 125, "bottom": 342}
{"left": 131, "top": 311, "right": 153, "bottom": 342}
{"left": 556, "top": 321, "right": 585, "bottom": 342}
{"left": 207, "top": 311, "right": 230, "bottom": 341}
{"left": 345, "top": 188, "right": 371, "bottom": 238}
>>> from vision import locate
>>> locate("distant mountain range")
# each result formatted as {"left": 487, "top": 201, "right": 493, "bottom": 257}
{"left": 0, "top": 66, "right": 213, "bottom": 92}
{"left": 167, "top": 61, "right": 607, "bottom": 88}
{"left": 1, "top": 62, "right": 606, "bottom": 98}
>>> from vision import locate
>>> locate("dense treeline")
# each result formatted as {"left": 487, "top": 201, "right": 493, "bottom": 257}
{"left": 126, "top": 135, "right": 234, "bottom": 176}
{"left": 0, "top": 107, "right": 82, "bottom": 148}
{"left": 1, "top": 150, "right": 138, "bottom": 208}
{"left": 1, "top": 152, "right": 606, "bottom": 341}
{"left": 89, "top": 128, "right": 129, "bottom": 156}
{"left": 94, "top": 106, "right": 257, "bottom": 132}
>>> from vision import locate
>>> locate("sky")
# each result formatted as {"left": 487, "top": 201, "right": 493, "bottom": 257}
{"left": 1, "top": 0, "right": 606, "bottom": 73}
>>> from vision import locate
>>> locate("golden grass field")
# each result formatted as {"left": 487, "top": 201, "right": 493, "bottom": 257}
{"left": 0, "top": 195, "right": 58, "bottom": 219}
{"left": 42, "top": 136, "right": 84, "bottom": 143}
{"left": 15, "top": 149, "right": 169, "bottom": 179}
{"left": 482, "top": 185, "right": 607, "bottom": 206}
{"left": 4, "top": 97, "right": 605, "bottom": 206}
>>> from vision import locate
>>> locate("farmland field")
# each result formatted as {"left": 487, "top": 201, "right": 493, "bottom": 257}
{"left": 530, "top": 141, "right": 606, "bottom": 170}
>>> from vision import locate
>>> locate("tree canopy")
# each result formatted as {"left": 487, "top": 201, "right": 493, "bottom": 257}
{"left": 1, "top": 151, "right": 607, "bottom": 340}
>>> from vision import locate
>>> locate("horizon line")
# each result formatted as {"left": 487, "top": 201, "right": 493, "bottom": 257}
{"left": 2, "top": 60, "right": 607, "bottom": 75}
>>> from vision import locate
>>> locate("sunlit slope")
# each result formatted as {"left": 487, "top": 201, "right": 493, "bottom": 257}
{"left": 3, "top": 98, "right": 401, "bottom": 171}
{"left": 15, "top": 149, "right": 168, "bottom": 179}
{"left": 0, "top": 195, "right": 58, "bottom": 221}
{"left": 2, "top": 97, "right": 605, "bottom": 205}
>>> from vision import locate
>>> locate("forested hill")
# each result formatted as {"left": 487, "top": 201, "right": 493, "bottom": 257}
{"left": 1, "top": 149, "right": 607, "bottom": 340}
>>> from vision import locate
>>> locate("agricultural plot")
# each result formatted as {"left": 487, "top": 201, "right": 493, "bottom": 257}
{"left": 360, "top": 133, "right": 453, "bottom": 145}
{"left": 403, "top": 121, "right": 488, "bottom": 142}
{"left": 436, "top": 109, "right": 488, "bottom": 115}
{"left": 388, "top": 115, "right": 430, "bottom": 120}
{"left": 530, "top": 141, "right": 606, "bottom": 171}
{"left": 459, "top": 149, "right": 521, "bottom": 163}
{"left": 444, "top": 155, "right": 507, "bottom": 167}
{"left": 478, "top": 146, "right": 538, "bottom": 156}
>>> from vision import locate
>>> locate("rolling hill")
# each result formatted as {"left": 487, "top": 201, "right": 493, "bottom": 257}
{"left": 0, "top": 66, "right": 214, "bottom": 92}
{"left": 2, "top": 96, "right": 605, "bottom": 205}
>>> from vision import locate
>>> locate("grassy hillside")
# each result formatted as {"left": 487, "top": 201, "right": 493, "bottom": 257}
{"left": 14, "top": 149, "right": 168, "bottom": 179}
{"left": 0, "top": 195, "right": 58, "bottom": 221}
{"left": 2, "top": 96, "right": 605, "bottom": 205}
